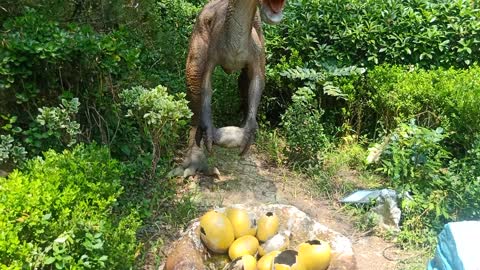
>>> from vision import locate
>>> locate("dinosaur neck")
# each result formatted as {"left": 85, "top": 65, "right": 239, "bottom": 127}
{"left": 225, "top": 0, "right": 257, "bottom": 48}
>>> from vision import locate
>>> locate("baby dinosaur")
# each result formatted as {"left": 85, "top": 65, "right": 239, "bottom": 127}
{"left": 176, "top": 0, "right": 287, "bottom": 178}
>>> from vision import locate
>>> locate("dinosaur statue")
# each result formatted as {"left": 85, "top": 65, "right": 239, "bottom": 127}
{"left": 174, "top": 0, "right": 287, "bottom": 178}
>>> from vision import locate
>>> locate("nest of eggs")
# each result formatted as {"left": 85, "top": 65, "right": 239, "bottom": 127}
{"left": 162, "top": 204, "right": 357, "bottom": 270}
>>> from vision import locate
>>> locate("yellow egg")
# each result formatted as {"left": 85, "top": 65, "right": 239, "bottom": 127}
{"left": 257, "top": 250, "right": 281, "bottom": 270}
{"left": 225, "top": 254, "right": 257, "bottom": 270}
{"left": 297, "top": 240, "right": 332, "bottom": 270}
{"left": 241, "top": 254, "right": 257, "bottom": 270}
{"left": 228, "top": 235, "right": 259, "bottom": 260}
{"left": 256, "top": 211, "right": 280, "bottom": 242}
{"left": 226, "top": 207, "right": 257, "bottom": 238}
{"left": 199, "top": 210, "right": 235, "bottom": 253}
{"left": 272, "top": 250, "right": 306, "bottom": 270}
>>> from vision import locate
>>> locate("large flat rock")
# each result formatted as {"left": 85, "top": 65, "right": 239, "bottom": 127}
{"left": 161, "top": 204, "right": 357, "bottom": 270}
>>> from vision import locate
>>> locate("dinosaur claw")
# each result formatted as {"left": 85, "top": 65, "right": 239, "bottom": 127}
{"left": 168, "top": 166, "right": 186, "bottom": 178}
{"left": 240, "top": 120, "right": 258, "bottom": 156}
{"left": 200, "top": 123, "right": 214, "bottom": 153}
{"left": 209, "top": 167, "right": 221, "bottom": 178}
{"left": 183, "top": 166, "right": 197, "bottom": 178}
{"left": 240, "top": 139, "right": 253, "bottom": 156}
{"left": 205, "top": 138, "right": 213, "bottom": 153}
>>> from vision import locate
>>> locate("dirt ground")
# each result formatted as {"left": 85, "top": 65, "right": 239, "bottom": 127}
{"left": 164, "top": 147, "right": 428, "bottom": 270}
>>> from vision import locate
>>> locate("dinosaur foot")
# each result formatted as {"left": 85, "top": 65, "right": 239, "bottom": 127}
{"left": 169, "top": 144, "right": 220, "bottom": 179}
{"left": 169, "top": 164, "right": 220, "bottom": 179}
{"left": 169, "top": 126, "right": 251, "bottom": 179}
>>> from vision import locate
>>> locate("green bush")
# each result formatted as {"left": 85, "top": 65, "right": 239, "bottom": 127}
{"left": 0, "top": 144, "right": 140, "bottom": 269}
{"left": 0, "top": 9, "right": 142, "bottom": 160}
{"left": 358, "top": 65, "right": 480, "bottom": 148}
{"left": 378, "top": 120, "right": 450, "bottom": 188}
{"left": 133, "top": 0, "right": 201, "bottom": 93}
{"left": 265, "top": 0, "right": 480, "bottom": 70}
{"left": 262, "top": 0, "right": 480, "bottom": 124}
{"left": 120, "top": 85, "right": 192, "bottom": 174}
{"left": 1, "top": 98, "right": 81, "bottom": 167}
{"left": 0, "top": 135, "right": 26, "bottom": 166}
{"left": 376, "top": 121, "right": 480, "bottom": 247}
{"left": 0, "top": 9, "right": 139, "bottom": 96}
{"left": 281, "top": 87, "right": 331, "bottom": 166}
{"left": 276, "top": 66, "right": 364, "bottom": 166}
{"left": 448, "top": 136, "right": 480, "bottom": 220}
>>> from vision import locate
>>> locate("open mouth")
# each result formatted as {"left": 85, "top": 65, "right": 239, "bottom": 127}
{"left": 266, "top": 0, "right": 285, "bottom": 14}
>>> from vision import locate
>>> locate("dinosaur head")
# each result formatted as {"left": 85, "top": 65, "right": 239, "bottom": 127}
{"left": 259, "top": 0, "right": 286, "bottom": 24}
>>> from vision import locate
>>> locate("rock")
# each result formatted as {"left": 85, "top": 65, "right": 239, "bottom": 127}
{"left": 370, "top": 189, "right": 401, "bottom": 231}
{"left": 160, "top": 204, "right": 357, "bottom": 270}
{"left": 342, "top": 189, "right": 401, "bottom": 231}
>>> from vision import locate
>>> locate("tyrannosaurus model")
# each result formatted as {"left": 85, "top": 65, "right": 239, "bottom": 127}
{"left": 175, "top": 0, "right": 287, "bottom": 178}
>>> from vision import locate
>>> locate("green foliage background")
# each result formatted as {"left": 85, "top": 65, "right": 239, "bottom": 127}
{"left": 1, "top": 0, "right": 480, "bottom": 267}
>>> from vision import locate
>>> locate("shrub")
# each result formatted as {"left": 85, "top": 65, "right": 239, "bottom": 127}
{"left": 378, "top": 120, "right": 450, "bottom": 188}
{"left": 361, "top": 65, "right": 480, "bottom": 148}
{"left": 120, "top": 85, "right": 192, "bottom": 175}
{"left": 265, "top": 0, "right": 480, "bottom": 70}
{"left": 276, "top": 66, "right": 364, "bottom": 166}
{"left": 140, "top": 0, "right": 201, "bottom": 93}
{"left": 262, "top": 0, "right": 480, "bottom": 125}
{"left": 281, "top": 86, "right": 331, "bottom": 166}
{"left": 448, "top": 136, "right": 480, "bottom": 220}
{"left": 1, "top": 98, "right": 81, "bottom": 167}
{"left": 0, "top": 10, "right": 139, "bottom": 97}
{"left": 376, "top": 121, "right": 480, "bottom": 247}
{"left": 0, "top": 144, "right": 140, "bottom": 269}
{"left": 0, "top": 9, "right": 141, "bottom": 159}
{"left": 0, "top": 135, "right": 26, "bottom": 166}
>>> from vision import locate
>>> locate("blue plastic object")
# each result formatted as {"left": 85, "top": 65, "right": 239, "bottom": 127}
{"left": 427, "top": 221, "right": 480, "bottom": 270}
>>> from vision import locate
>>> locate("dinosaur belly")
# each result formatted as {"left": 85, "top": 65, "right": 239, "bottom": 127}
{"left": 220, "top": 50, "right": 249, "bottom": 74}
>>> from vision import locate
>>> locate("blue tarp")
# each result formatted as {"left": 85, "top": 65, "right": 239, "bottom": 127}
{"left": 428, "top": 221, "right": 480, "bottom": 270}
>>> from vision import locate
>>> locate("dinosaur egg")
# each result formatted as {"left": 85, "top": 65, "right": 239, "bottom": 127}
{"left": 240, "top": 254, "right": 257, "bottom": 270}
{"left": 297, "top": 240, "right": 332, "bottom": 270}
{"left": 224, "top": 254, "right": 257, "bottom": 270}
{"left": 256, "top": 211, "right": 280, "bottom": 242}
{"left": 199, "top": 210, "right": 235, "bottom": 253}
{"left": 272, "top": 250, "right": 306, "bottom": 270}
{"left": 228, "top": 235, "right": 259, "bottom": 260}
{"left": 257, "top": 250, "right": 281, "bottom": 270}
{"left": 225, "top": 207, "right": 257, "bottom": 238}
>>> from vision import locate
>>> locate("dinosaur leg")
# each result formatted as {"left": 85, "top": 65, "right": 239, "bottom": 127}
{"left": 240, "top": 66, "right": 265, "bottom": 155}
{"left": 238, "top": 68, "right": 250, "bottom": 124}
{"left": 171, "top": 33, "right": 218, "bottom": 178}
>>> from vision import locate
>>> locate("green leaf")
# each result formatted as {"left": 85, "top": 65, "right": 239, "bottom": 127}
{"left": 44, "top": 257, "right": 56, "bottom": 265}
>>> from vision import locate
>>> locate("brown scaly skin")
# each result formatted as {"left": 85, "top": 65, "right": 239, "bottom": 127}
{"left": 175, "top": 0, "right": 287, "bottom": 178}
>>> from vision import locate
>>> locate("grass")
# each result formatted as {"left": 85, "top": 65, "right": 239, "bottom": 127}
{"left": 116, "top": 157, "right": 200, "bottom": 269}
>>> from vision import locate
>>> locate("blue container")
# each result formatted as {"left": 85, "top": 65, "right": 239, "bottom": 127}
{"left": 427, "top": 221, "right": 480, "bottom": 270}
